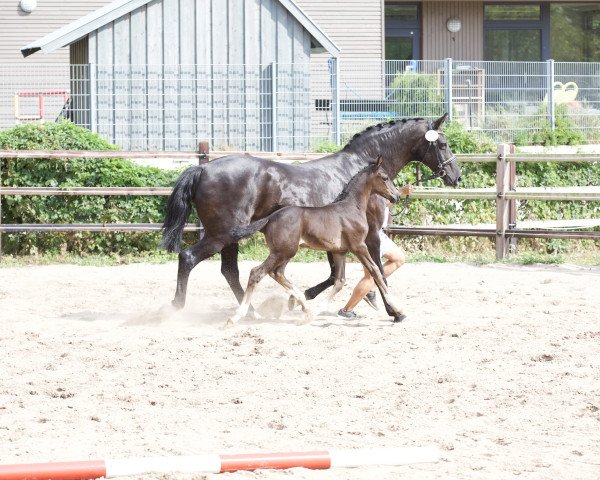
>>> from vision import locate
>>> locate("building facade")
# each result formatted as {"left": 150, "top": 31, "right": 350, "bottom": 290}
{"left": 297, "top": 1, "right": 600, "bottom": 63}
{"left": 6, "top": 1, "right": 600, "bottom": 65}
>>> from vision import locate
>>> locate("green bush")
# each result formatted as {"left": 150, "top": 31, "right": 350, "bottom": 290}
{"left": 514, "top": 104, "right": 586, "bottom": 146}
{"left": 388, "top": 71, "right": 445, "bottom": 118}
{"left": 0, "top": 121, "right": 180, "bottom": 255}
{"left": 444, "top": 121, "right": 496, "bottom": 154}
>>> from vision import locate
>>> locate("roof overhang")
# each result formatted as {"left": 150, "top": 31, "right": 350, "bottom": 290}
{"left": 21, "top": 0, "right": 339, "bottom": 58}
{"left": 278, "top": 0, "right": 340, "bottom": 57}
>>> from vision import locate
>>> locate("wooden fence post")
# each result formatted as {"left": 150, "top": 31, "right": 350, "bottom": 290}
{"left": 508, "top": 149, "right": 517, "bottom": 254}
{"left": 495, "top": 144, "right": 511, "bottom": 260}
{"left": 196, "top": 141, "right": 209, "bottom": 239}
{"left": 197, "top": 141, "right": 209, "bottom": 165}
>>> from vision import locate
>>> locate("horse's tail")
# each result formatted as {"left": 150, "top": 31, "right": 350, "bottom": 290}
{"left": 231, "top": 217, "right": 270, "bottom": 243}
{"left": 160, "top": 166, "right": 204, "bottom": 252}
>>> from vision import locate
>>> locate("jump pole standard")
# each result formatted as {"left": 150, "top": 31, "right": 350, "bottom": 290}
{"left": 0, "top": 447, "right": 440, "bottom": 480}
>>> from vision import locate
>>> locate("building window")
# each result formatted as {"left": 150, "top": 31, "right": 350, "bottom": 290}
{"left": 484, "top": 3, "right": 545, "bottom": 61}
{"left": 485, "top": 3, "right": 600, "bottom": 62}
{"left": 385, "top": 2, "right": 420, "bottom": 61}
{"left": 484, "top": 5, "right": 541, "bottom": 21}
{"left": 551, "top": 3, "right": 600, "bottom": 62}
{"left": 485, "top": 29, "right": 542, "bottom": 61}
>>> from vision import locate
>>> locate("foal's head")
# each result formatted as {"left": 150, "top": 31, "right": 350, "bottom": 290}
{"left": 367, "top": 156, "right": 401, "bottom": 203}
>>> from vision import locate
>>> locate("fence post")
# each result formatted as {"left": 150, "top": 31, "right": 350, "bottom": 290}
{"left": 495, "top": 143, "right": 511, "bottom": 260}
{"left": 197, "top": 141, "right": 209, "bottom": 165}
{"left": 330, "top": 57, "right": 341, "bottom": 146}
{"left": 271, "top": 62, "right": 278, "bottom": 151}
{"left": 196, "top": 141, "right": 209, "bottom": 240}
{"left": 508, "top": 154, "right": 518, "bottom": 253}
{"left": 547, "top": 59, "right": 555, "bottom": 131}
{"left": 445, "top": 58, "right": 453, "bottom": 121}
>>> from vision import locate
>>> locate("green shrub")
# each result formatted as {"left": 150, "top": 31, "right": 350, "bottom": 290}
{"left": 0, "top": 121, "right": 180, "bottom": 255}
{"left": 311, "top": 140, "right": 340, "bottom": 154}
{"left": 444, "top": 121, "right": 496, "bottom": 154}
{"left": 388, "top": 71, "right": 445, "bottom": 118}
{"left": 514, "top": 104, "right": 586, "bottom": 146}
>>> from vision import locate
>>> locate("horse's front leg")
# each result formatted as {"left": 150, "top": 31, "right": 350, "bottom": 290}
{"left": 303, "top": 251, "right": 336, "bottom": 301}
{"left": 353, "top": 245, "right": 405, "bottom": 323}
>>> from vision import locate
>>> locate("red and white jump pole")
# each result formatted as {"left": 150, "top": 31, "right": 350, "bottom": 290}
{"left": 0, "top": 447, "right": 440, "bottom": 479}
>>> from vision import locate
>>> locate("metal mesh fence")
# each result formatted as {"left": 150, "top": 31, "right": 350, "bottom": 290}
{"left": 1, "top": 60, "right": 600, "bottom": 150}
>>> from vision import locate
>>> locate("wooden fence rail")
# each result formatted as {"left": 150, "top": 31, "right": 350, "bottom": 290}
{"left": 0, "top": 145, "right": 598, "bottom": 259}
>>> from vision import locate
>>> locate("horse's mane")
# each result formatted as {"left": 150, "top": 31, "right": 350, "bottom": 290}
{"left": 342, "top": 117, "right": 425, "bottom": 152}
{"left": 333, "top": 163, "right": 375, "bottom": 203}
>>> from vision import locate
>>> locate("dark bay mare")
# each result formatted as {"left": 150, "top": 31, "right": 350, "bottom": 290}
{"left": 161, "top": 114, "right": 461, "bottom": 315}
{"left": 226, "top": 156, "right": 402, "bottom": 326}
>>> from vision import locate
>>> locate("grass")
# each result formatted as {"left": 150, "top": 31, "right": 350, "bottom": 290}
{"left": 0, "top": 250, "right": 178, "bottom": 268}
{"left": 2, "top": 240, "right": 598, "bottom": 268}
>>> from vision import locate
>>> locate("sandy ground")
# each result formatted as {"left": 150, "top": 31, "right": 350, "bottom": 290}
{"left": 0, "top": 260, "right": 598, "bottom": 480}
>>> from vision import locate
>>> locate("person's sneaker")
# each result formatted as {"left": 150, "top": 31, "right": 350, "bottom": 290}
{"left": 337, "top": 309, "right": 358, "bottom": 319}
{"left": 363, "top": 290, "right": 379, "bottom": 310}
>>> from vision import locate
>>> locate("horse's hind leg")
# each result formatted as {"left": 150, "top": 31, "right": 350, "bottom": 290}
{"left": 221, "top": 242, "right": 245, "bottom": 303}
{"left": 173, "top": 236, "right": 224, "bottom": 309}
{"left": 303, "top": 251, "right": 336, "bottom": 301}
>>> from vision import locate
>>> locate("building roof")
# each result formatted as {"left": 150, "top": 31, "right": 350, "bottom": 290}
{"left": 21, "top": 0, "right": 340, "bottom": 58}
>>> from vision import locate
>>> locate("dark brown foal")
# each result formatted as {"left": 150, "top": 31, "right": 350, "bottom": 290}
{"left": 227, "top": 156, "right": 402, "bottom": 326}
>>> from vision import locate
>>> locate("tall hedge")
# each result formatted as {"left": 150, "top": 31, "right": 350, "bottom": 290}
{"left": 0, "top": 121, "right": 179, "bottom": 255}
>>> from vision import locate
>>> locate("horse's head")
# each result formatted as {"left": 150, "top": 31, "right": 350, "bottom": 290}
{"left": 412, "top": 114, "right": 462, "bottom": 186}
{"left": 369, "top": 156, "right": 401, "bottom": 203}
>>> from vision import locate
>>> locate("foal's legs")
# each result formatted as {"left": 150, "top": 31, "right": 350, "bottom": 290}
{"left": 352, "top": 244, "right": 404, "bottom": 322}
{"left": 227, "top": 253, "right": 282, "bottom": 326}
{"left": 173, "top": 235, "right": 225, "bottom": 309}
{"left": 303, "top": 228, "right": 386, "bottom": 302}
{"left": 271, "top": 263, "right": 314, "bottom": 324}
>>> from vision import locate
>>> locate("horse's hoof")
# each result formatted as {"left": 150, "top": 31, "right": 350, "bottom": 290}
{"left": 288, "top": 296, "right": 298, "bottom": 311}
{"left": 171, "top": 299, "right": 185, "bottom": 310}
{"left": 304, "top": 288, "right": 317, "bottom": 301}
{"left": 392, "top": 314, "right": 407, "bottom": 323}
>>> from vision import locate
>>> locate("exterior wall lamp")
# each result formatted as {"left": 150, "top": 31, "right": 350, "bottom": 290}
{"left": 19, "top": 0, "right": 37, "bottom": 13}
{"left": 446, "top": 17, "right": 462, "bottom": 33}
